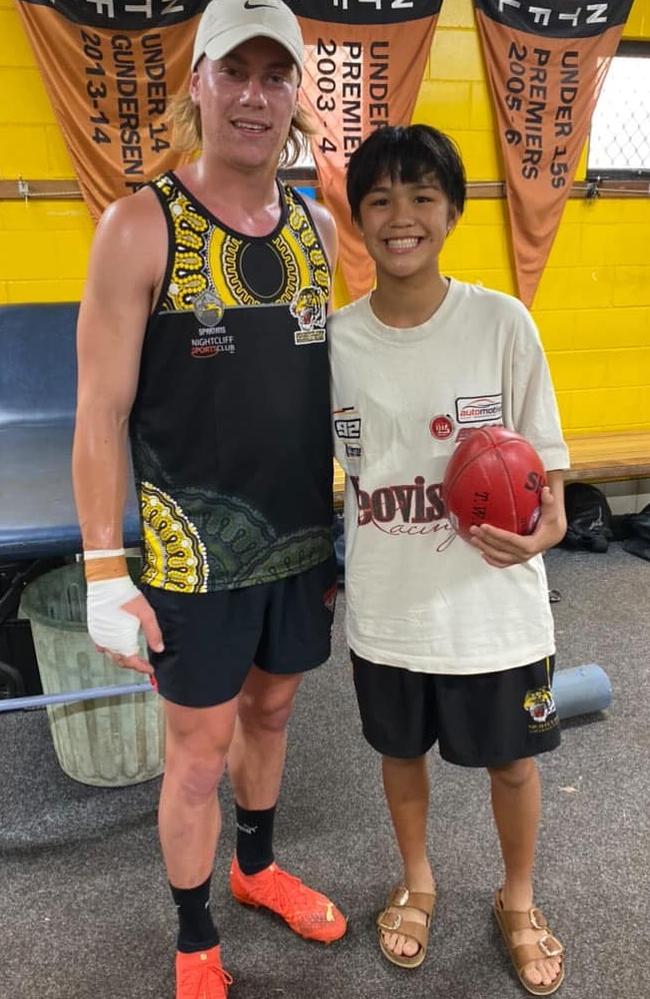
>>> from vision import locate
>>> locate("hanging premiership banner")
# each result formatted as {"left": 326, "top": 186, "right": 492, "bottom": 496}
{"left": 475, "top": 0, "right": 633, "bottom": 306}
{"left": 286, "top": 1, "right": 443, "bottom": 300}
{"left": 16, "top": 0, "right": 207, "bottom": 220}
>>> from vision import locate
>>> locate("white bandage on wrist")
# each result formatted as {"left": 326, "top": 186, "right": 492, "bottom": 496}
{"left": 86, "top": 575, "right": 142, "bottom": 656}
{"left": 84, "top": 548, "right": 126, "bottom": 560}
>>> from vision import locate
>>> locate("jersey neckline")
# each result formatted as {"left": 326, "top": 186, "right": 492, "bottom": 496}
{"left": 168, "top": 170, "right": 289, "bottom": 243}
{"left": 360, "top": 277, "right": 461, "bottom": 345}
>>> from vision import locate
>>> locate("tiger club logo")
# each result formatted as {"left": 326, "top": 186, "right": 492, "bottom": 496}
{"left": 290, "top": 286, "right": 326, "bottom": 345}
{"left": 523, "top": 687, "right": 556, "bottom": 724}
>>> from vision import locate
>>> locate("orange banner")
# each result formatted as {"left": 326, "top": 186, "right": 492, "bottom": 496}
{"left": 16, "top": 1, "right": 205, "bottom": 220}
{"left": 475, "top": 0, "right": 633, "bottom": 307}
{"left": 287, "top": 1, "right": 442, "bottom": 300}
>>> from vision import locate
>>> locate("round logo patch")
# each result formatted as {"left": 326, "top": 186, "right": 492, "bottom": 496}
{"left": 193, "top": 289, "right": 224, "bottom": 327}
{"left": 430, "top": 415, "right": 454, "bottom": 440}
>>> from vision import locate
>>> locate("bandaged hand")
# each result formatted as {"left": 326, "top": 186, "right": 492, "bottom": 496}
{"left": 84, "top": 549, "right": 163, "bottom": 673}
{"left": 87, "top": 575, "right": 143, "bottom": 656}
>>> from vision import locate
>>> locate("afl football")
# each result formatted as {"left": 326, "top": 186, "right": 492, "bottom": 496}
{"left": 442, "top": 426, "right": 546, "bottom": 542}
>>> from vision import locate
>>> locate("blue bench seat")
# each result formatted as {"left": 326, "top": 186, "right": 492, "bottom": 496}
{"left": 0, "top": 303, "right": 140, "bottom": 560}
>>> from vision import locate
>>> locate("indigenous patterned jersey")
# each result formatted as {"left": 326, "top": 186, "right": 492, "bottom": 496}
{"left": 130, "top": 172, "right": 333, "bottom": 593}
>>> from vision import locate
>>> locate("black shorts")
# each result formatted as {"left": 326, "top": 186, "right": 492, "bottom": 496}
{"left": 143, "top": 557, "right": 337, "bottom": 708}
{"left": 351, "top": 651, "right": 560, "bottom": 768}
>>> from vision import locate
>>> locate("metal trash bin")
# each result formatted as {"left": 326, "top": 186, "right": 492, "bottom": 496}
{"left": 19, "top": 561, "right": 165, "bottom": 787}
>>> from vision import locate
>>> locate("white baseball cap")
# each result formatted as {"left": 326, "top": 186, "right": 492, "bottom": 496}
{"left": 192, "top": 0, "right": 304, "bottom": 75}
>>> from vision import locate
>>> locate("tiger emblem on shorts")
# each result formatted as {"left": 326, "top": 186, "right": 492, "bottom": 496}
{"left": 523, "top": 687, "right": 556, "bottom": 724}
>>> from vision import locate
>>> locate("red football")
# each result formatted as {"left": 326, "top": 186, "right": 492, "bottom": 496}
{"left": 442, "top": 426, "right": 546, "bottom": 542}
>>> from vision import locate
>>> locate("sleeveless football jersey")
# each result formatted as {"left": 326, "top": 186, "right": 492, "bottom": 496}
{"left": 130, "top": 172, "right": 333, "bottom": 593}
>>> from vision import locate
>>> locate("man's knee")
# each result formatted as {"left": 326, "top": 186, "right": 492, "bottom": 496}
{"left": 165, "top": 716, "right": 233, "bottom": 800}
{"left": 488, "top": 756, "right": 537, "bottom": 789}
{"left": 238, "top": 686, "right": 297, "bottom": 735}
{"left": 165, "top": 746, "right": 228, "bottom": 801}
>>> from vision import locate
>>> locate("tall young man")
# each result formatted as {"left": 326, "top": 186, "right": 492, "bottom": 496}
{"left": 72, "top": 2, "right": 346, "bottom": 996}
{"left": 330, "top": 125, "right": 568, "bottom": 996}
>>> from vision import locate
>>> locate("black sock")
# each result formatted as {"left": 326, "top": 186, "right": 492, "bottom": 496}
{"left": 235, "top": 803, "right": 276, "bottom": 875}
{"left": 170, "top": 876, "right": 219, "bottom": 954}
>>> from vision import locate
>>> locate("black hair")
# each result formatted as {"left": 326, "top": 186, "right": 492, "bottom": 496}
{"left": 346, "top": 124, "right": 466, "bottom": 223}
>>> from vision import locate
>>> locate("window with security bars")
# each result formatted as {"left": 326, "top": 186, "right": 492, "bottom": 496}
{"left": 587, "top": 43, "right": 650, "bottom": 180}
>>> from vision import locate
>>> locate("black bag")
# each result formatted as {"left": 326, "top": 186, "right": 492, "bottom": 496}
{"left": 561, "top": 483, "right": 614, "bottom": 553}
{"left": 615, "top": 502, "right": 650, "bottom": 562}
{"left": 630, "top": 503, "right": 650, "bottom": 542}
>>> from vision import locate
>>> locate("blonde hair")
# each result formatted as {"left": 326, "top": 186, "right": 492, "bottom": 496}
{"left": 169, "top": 92, "right": 315, "bottom": 168}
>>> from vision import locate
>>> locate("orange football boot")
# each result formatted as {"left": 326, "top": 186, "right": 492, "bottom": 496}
{"left": 175, "top": 945, "right": 232, "bottom": 999}
{"left": 229, "top": 858, "right": 347, "bottom": 944}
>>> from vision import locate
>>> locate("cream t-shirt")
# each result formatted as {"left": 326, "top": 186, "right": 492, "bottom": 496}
{"left": 329, "top": 278, "right": 570, "bottom": 675}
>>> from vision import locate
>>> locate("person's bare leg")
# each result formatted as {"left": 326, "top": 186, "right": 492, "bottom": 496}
{"left": 227, "top": 666, "right": 303, "bottom": 810}
{"left": 380, "top": 754, "right": 435, "bottom": 959}
{"left": 489, "top": 757, "right": 562, "bottom": 989}
{"left": 226, "top": 666, "right": 347, "bottom": 944}
{"left": 160, "top": 696, "right": 240, "bottom": 888}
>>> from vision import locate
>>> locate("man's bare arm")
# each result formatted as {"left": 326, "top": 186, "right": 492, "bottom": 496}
{"left": 72, "top": 192, "right": 162, "bottom": 550}
{"left": 73, "top": 190, "right": 166, "bottom": 669}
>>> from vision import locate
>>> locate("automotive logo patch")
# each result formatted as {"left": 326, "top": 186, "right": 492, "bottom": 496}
{"left": 456, "top": 394, "right": 502, "bottom": 424}
{"left": 290, "top": 286, "right": 327, "bottom": 345}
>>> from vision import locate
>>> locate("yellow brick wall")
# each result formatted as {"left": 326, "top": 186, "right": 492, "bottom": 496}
{"left": 0, "top": 0, "right": 94, "bottom": 303}
{"left": 424, "top": 0, "right": 650, "bottom": 435}
{"left": 1, "top": 0, "right": 649, "bottom": 432}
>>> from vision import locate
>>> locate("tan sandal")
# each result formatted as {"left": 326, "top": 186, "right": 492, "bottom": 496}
{"left": 376, "top": 884, "right": 436, "bottom": 969}
{"left": 493, "top": 889, "right": 565, "bottom": 996}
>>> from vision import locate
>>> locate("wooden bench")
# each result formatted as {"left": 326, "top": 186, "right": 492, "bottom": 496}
{"left": 564, "top": 431, "right": 650, "bottom": 483}
{"left": 2, "top": 302, "right": 646, "bottom": 521}
{"left": 332, "top": 431, "right": 650, "bottom": 510}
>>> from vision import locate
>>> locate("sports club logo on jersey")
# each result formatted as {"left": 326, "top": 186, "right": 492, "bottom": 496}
{"left": 523, "top": 687, "right": 557, "bottom": 725}
{"left": 192, "top": 289, "right": 225, "bottom": 327}
{"left": 290, "top": 286, "right": 327, "bottom": 345}
{"left": 190, "top": 290, "right": 234, "bottom": 358}
{"left": 191, "top": 331, "right": 235, "bottom": 358}
{"left": 456, "top": 394, "right": 502, "bottom": 424}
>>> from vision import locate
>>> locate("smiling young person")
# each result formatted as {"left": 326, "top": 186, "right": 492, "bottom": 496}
{"left": 72, "top": 2, "right": 346, "bottom": 996}
{"left": 329, "top": 125, "right": 569, "bottom": 995}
